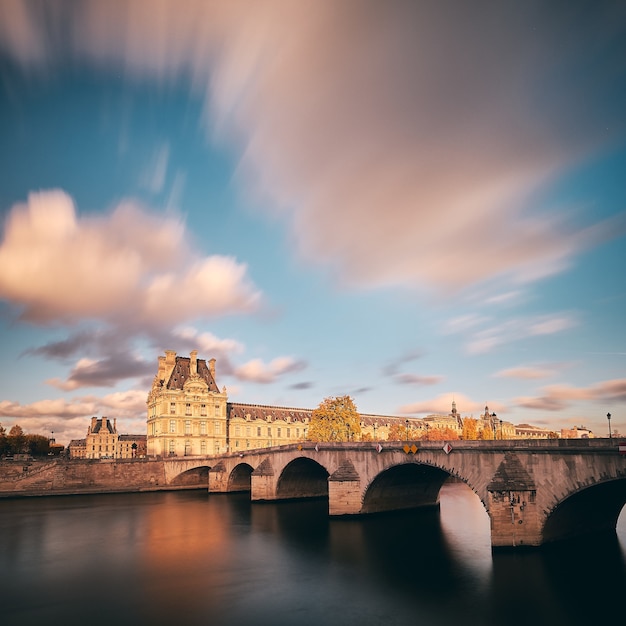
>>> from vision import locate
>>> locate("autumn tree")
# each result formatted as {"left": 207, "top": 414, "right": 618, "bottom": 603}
{"left": 462, "top": 418, "right": 479, "bottom": 440}
{"left": 307, "top": 395, "right": 361, "bottom": 442}
{"left": 421, "top": 426, "right": 460, "bottom": 441}
{"left": 479, "top": 425, "right": 494, "bottom": 440}
{"left": 0, "top": 423, "right": 8, "bottom": 456}
{"left": 387, "top": 422, "right": 422, "bottom": 441}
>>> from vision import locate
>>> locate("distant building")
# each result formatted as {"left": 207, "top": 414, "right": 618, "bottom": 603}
{"left": 560, "top": 425, "right": 594, "bottom": 439}
{"left": 68, "top": 417, "right": 146, "bottom": 459}
{"left": 515, "top": 423, "right": 556, "bottom": 439}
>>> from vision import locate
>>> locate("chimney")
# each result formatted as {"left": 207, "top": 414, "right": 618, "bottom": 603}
{"left": 190, "top": 350, "right": 198, "bottom": 376}
{"left": 113, "top": 418, "right": 117, "bottom": 433}
{"left": 209, "top": 358, "right": 216, "bottom": 380}
{"left": 157, "top": 355, "right": 166, "bottom": 380}
{"left": 90, "top": 416, "right": 98, "bottom": 432}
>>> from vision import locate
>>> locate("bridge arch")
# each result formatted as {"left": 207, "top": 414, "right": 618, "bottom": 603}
{"left": 542, "top": 477, "right": 626, "bottom": 544}
{"left": 362, "top": 461, "right": 450, "bottom": 515}
{"left": 276, "top": 457, "right": 329, "bottom": 500}
{"left": 169, "top": 464, "right": 211, "bottom": 487}
{"left": 228, "top": 462, "right": 254, "bottom": 492}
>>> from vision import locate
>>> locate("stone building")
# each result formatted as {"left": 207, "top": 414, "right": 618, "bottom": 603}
{"left": 146, "top": 351, "right": 432, "bottom": 457}
{"left": 68, "top": 417, "right": 146, "bottom": 459}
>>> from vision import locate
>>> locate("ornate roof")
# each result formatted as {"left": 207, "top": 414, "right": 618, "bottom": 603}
{"left": 166, "top": 356, "right": 219, "bottom": 392}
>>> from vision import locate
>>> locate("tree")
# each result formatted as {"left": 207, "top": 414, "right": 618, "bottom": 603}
{"left": 307, "top": 395, "right": 361, "bottom": 442}
{"left": 0, "top": 423, "right": 8, "bottom": 457}
{"left": 479, "top": 425, "right": 494, "bottom": 440}
{"left": 25, "top": 434, "right": 51, "bottom": 457}
{"left": 387, "top": 422, "right": 422, "bottom": 441}
{"left": 8, "top": 424, "right": 26, "bottom": 454}
{"left": 462, "top": 418, "right": 479, "bottom": 440}
{"left": 421, "top": 426, "right": 459, "bottom": 441}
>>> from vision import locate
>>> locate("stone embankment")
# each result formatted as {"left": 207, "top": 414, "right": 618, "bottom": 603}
{"left": 0, "top": 458, "right": 206, "bottom": 497}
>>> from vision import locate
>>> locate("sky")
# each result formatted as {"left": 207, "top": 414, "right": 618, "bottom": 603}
{"left": 0, "top": 0, "right": 625, "bottom": 445}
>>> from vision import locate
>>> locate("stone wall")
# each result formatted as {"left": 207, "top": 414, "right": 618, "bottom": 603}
{"left": 0, "top": 458, "right": 204, "bottom": 497}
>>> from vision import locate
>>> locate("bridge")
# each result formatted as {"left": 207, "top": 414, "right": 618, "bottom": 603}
{"left": 164, "top": 438, "right": 626, "bottom": 549}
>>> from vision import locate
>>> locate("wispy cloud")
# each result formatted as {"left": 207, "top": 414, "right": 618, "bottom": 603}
{"left": 515, "top": 378, "right": 626, "bottom": 411}
{"left": 234, "top": 357, "right": 307, "bottom": 384}
{"left": 494, "top": 366, "right": 559, "bottom": 380}
{"left": 1, "top": 1, "right": 624, "bottom": 294}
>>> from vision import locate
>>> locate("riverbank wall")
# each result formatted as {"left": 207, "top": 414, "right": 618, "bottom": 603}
{"left": 0, "top": 458, "right": 208, "bottom": 497}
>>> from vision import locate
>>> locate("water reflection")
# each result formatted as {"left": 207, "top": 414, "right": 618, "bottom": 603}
{"left": 0, "top": 484, "right": 624, "bottom": 626}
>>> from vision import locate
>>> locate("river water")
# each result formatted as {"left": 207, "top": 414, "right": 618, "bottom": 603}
{"left": 1, "top": 483, "right": 624, "bottom": 626}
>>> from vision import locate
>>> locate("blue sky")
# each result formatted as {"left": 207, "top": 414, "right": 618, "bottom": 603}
{"left": 0, "top": 1, "right": 624, "bottom": 444}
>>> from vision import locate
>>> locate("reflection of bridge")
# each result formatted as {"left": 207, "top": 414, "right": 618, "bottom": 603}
{"left": 165, "top": 439, "right": 626, "bottom": 549}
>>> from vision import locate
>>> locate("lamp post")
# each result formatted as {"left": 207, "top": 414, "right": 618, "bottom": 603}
{"left": 607, "top": 413, "right": 612, "bottom": 442}
{"left": 405, "top": 419, "right": 409, "bottom": 443}
{"left": 373, "top": 422, "right": 377, "bottom": 441}
{"left": 499, "top": 419, "right": 503, "bottom": 440}
{"left": 491, "top": 412, "right": 497, "bottom": 439}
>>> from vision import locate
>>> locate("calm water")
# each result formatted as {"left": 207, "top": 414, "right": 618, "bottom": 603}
{"left": 1, "top": 483, "right": 625, "bottom": 626}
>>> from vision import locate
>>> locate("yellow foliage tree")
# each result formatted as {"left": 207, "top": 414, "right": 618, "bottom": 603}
{"left": 387, "top": 421, "right": 422, "bottom": 441}
{"left": 462, "top": 417, "right": 479, "bottom": 440}
{"left": 307, "top": 395, "right": 361, "bottom": 442}
{"left": 421, "top": 426, "right": 459, "bottom": 441}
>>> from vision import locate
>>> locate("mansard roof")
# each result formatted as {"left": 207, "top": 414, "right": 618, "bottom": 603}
{"left": 92, "top": 419, "right": 115, "bottom": 434}
{"left": 228, "top": 402, "right": 312, "bottom": 423}
{"left": 118, "top": 434, "right": 147, "bottom": 442}
{"left": 166, "top": 356, "right": 219, "bottom": 392}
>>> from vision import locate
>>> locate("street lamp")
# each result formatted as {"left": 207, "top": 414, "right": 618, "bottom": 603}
{"left": 499, "top": 419, "right": 503, "bottom": 440}
{"left": 373, "top": 422, "right": 377, "bottom": 441}
{"left": 607, "top": 413, "right": 612, "bottom": 442}
{"left": 405, "top": 419, "right": 409, "bottom": 443}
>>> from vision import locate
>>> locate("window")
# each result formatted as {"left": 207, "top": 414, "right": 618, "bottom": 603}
{"left": 170, "top": 402, "right": 176, "bottom": 414}
{"left": 287, "top": 428, "right": 291, "bottom": 438}
{"left": 200, "top": 421, "right": 207, "bottom": 435}
{"left": 213, "top": 441, "right": 220, "bottom": 453}
{"left": 214, "top": 421, "right": 221, "bottom": 435}
{"left": 296, "top": 428, "right": 300, "bottom": 438}
{"left": 257, "top": 427, "right": 261, "bottom": 436}
{"left": 267, "top": 427, "right": 271, "bottom": 437}
{"left": 277, "top": 428, "right": 282, "bottom": 437}
{"left": 169, "top": 440, "right": 175, "bottom": 454}
{"left": 185, "top": 403, "right": 191, "bottom": 416}
{"left": 185, "top": 420, "right": 191, "bottom": 435}
{"left": 246, "top": 426, "right": 251, "bottom": 436}
{"left": 200, "top": 404, "right": 207, "bottom": 416}
{"left": 235, "top": 425, "right": 241, "bottom": 436}
{"left": 169, "top": 420, "right": 176, "bottom": 434}
{"left": 201, "top": 441, "right": 207, "bottom": 454}
{"left": 215, "top": 404, "right": 220, "bottom": 417}
{"left": 184, "top": 440, "right": 191, "bottom": 456}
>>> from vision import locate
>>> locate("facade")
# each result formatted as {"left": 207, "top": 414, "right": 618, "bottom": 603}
{"left": 68, "top": 417, "right": 146, "bottom": 459}
{"left": 146, "top": 351, "right": 433, "bottom": 457}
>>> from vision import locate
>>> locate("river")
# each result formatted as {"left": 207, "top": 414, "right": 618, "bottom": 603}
{"left": 1, "top": 482, "right": 625, "bottom": 626}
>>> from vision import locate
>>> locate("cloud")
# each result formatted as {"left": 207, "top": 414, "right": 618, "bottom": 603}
{"left": 515, "top": 378, "right": 626, "bottom": 411}
{"left": 46, "top": 354, "right": 153, "bottom": 390}
{"left": 397, "top": 393, "right": 486, "bottom": 417}
{"left": 394, "top": 374, "right": 443, "bottom": 387}
{"left": 0, "top": 389, "right": 147, "bottom": 444}
{"left": 141, "top": 143, "right": 170, "bottom": 194}
{"left": 494, "top": 366, "right": 558, "bottom": 380}
{"left": 234, "top": 357, "right": 306, "bottom": 384}
{"left": 1, "top": 1, "right": 624, "bottom": 293}
{"left": 464, "top": 313, "right": 578, "bottom": 354}
{"left": 0, "top": 190, "right": 261, "bottom": 326}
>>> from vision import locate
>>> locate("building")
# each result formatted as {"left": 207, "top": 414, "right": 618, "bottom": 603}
{"left": 68, "top": 417, "right": 146, "bottom": 459}
{"left": 146, "top": 351, "right": 433, "bottom": 457}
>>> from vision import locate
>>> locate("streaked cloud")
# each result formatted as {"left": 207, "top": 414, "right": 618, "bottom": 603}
{"left": 494, "top": 366, "right": 558, "bottom": 380}
{"left": 1, "top": 1, "right": 624, "bottom": 294}
{"left": 234, "top": 357, "right": 306, "bottom": 384}
{"left": 398, "top": 393, "right": 488, "bottom": 417}
{"left": 515, "top": 378, "right": 626, "bottom": 411}
{"left": 0, "top": 190, "right": 261, "bottom": 326}
{"left": 394, "top": 374, "right": 444, "bottom": 387}
{"left": 465, "top": 313, "right": 578, "bottom": 354}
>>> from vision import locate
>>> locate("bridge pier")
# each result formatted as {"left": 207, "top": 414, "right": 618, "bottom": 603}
{"left": 328, "top": 459, "right": 362, "bottom": 515}
{"left": 488, "top": 490, "right": 542, "bottom": 548}
{"left": 208, "top": 461, "right": 229, "bottom": 493}
{"left": 250, "top": 458, "right": 277, "bottom": 501}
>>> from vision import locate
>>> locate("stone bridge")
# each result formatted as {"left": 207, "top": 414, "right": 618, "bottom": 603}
{"left": 165, "top": 438, "right": 626, "bottom": 549}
